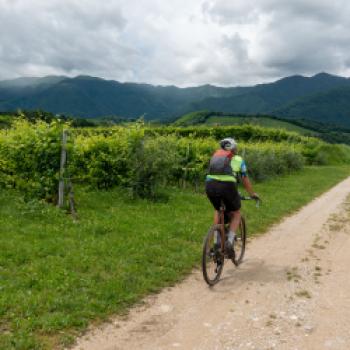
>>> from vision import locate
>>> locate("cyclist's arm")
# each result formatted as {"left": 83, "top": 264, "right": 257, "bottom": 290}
{"left": 240, "top": 160, "right": 258, "bottom": 198}
{"left": 242, "top": 176, "right": 255, "bottom": 197}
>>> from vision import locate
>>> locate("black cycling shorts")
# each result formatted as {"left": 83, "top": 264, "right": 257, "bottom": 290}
{"left": 205, "top": 179, "right": 241, "bottom": 212}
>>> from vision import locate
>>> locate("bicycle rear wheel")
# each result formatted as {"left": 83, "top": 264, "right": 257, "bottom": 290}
{"left": 202, "top": 224, "right": 224, "bottom": 286}
{"left": 233, "top": 216, "right": 246, "bottom": 266}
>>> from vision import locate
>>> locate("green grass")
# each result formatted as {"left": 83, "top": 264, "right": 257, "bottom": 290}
{"left": 1, "top": 165, "right": 350, "bottom": 349}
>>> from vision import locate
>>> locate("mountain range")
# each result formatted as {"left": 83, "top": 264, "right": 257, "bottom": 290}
{"left": 1, "top": 73, "right": 350, "bottom": 126}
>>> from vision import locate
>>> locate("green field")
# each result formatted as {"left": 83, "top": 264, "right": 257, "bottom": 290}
{"left": 172, "top": 110, "right": 350, "bottom": 145}
{"left": 205, "top": 115, "right": 312, "bottom": 134}
{"left": 173, "top": 110, "right": 313, "bottom": 133}
{"left": 1, "top": 165, "right": 350, "bottom": 349}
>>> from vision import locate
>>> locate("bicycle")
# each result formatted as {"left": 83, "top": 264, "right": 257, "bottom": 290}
{"left": 202, "top": 195, "right": 260, "bottom": 286}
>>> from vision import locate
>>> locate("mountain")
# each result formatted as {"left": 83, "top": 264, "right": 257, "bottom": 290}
{"left": 0, "top": 72, "right": 350, "bottom": 125}
{"left": 0, "top": 76, "right": 240, "bottom": 119}
{"left": 274, "top": 85, "right": 350, "bottom": 126}
{"left": 193, "top": 73, "right": 350, "bottom": 114}
{"left": 0, "top": 76, "right": 66, "bottom": 101}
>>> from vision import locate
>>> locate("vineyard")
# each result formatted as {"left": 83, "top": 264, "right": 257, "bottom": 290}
{"left": 1, "top": 118, "right": 350, "bottom": 202}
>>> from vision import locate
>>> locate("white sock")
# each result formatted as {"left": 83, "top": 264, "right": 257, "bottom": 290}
{"left": 227, "top": 230, "right": 235, "bottom": 244}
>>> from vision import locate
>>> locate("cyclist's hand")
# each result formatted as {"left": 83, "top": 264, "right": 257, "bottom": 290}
{"left": 250, "top": 193, "right": 260, "bottom": 200}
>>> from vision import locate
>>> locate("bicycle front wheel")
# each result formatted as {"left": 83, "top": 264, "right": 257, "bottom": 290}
{"left": 202, "top": 224, "right": 224, "bottom": 286}
{"left": 233, "top": 216, "right": 246, "bottom": 266}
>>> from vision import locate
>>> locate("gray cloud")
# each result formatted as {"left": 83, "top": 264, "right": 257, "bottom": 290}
{"left": 203, "top": 0, "right": 347, "bottom": 26}
{"left": 202, "top": 0, "right": 261, "bottom": 25}
{"left": 0, "top": 0, "right": 350, "bottom": 86}
{"left": 203, "top": 0, "right": 350, "bottom": 82}
{"left": 221, "top": 33, "right": 249, "bottom": 63}
{"left": 0, "top": 0, "right": 132, "bottom": 78}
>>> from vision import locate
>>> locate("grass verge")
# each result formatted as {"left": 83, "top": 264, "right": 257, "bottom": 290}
{"left": 0, "top": 165, "right": 349, "bottom": 349}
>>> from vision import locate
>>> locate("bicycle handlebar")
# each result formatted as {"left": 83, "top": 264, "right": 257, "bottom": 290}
{"left": 240, "top": 195, "right": 261, "bottom": 207}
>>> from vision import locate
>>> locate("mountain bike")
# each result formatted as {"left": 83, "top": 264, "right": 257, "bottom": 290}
{"left": 202, "top": 195, "right": 260, "bottom": 286}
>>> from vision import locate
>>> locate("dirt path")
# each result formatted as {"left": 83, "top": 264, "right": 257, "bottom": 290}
{"left": 72, "top": 177, "right": 350, "bottom": 350}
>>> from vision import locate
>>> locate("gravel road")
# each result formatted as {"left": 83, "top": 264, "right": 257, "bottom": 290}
{"left": 72, "top": 177, "right": 350, "bottom": 350}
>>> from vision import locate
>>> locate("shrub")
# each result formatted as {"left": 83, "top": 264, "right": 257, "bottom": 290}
{"left": 71, "top": 126, "right": 143, "bottom": 189}
{"left": 0, "top": 119, "right": 64, "bottom": 201}
{"left": 71, "top": 127, "right": 177, "bottom": 198}
{"left": 242, "top": 144, "right": 304, "bottom": 181}
{"left": 130, "top": 135, "right": 177, "bottom": 198}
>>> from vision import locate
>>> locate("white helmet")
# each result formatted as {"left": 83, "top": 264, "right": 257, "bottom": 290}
{"left": 220, "top": 137, "right": 237, "bottom": 151}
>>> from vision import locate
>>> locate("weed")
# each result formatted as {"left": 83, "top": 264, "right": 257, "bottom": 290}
{"left": 286, "top": 267, "right": 301, "bottom": 281}
{"left": 312, "top": 243, "right": 326, "bottom": 250}
{"left": 295, "top": 290, "right": 312, "bottom": 299}
{"left": 328, "top": 224, "right": 343, "bottom": 231}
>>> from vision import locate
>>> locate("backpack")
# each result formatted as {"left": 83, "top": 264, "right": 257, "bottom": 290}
{"left": 208, "top": 149, "right": 233, "bottom": 175}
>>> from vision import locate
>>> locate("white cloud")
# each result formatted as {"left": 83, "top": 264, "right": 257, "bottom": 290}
{"left": 0, "top": 0, "right": 349, "bottom": 86}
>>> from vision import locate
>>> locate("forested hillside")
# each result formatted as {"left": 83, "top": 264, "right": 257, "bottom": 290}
{"left": 274, "top": 86, "right": 350, "bottom": 126}
{"left": 1, "top": 73, "right": 350, "bottom": 125}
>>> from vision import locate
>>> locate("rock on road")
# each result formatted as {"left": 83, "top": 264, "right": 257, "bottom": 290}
{"left": 72, "top": 177, "right": 350, "bottom": 350}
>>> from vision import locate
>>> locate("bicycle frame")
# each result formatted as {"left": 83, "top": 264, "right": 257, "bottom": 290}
{"left": 217, "top": 195, "right": 260, "bottom": 253}
{"left": 218, "top": 203, "right": 226, "bottom": 253}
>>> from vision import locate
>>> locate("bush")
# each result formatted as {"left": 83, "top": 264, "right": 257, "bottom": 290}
{"left": 71, "top": 125, "right": 143, "bottom": 189}
{"left": 312, "top": 144, "right": 350, "bottom": 165}
{"left": 130, "top": 135, "right": 177, "bottom": 198}
{"left": 242, "top": 144, "right": 304, "bottom": 181}
{"left": 71, "top": 127, "right": 177, "bottom": 199}
{"left": 0, "top": 119, "right": 64, "bottom": 201}
{"left": 301, "top": 141, "right": 350, "bottom": 165}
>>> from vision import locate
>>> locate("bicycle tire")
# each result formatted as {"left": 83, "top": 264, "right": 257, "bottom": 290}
{"left": 233, "top": 216, "right": 246, "bottom": 266}
{"left": 202, "top": 224, "right": 224, "bottom": 286}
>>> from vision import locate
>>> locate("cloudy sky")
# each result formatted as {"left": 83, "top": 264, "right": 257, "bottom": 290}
{"left": 1, "top": 0, "right": 350, "bottom": 86}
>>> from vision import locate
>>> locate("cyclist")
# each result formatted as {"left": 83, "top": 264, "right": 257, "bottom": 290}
{"left": 205, "top": 137, "right": 259, "bottom": 257}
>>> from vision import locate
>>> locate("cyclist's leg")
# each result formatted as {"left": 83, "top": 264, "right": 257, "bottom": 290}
{"left": 213, "top": 210, "right": 220, "bottom": 224}
{"left": 229, "top": 210, "right": 241, "bottom": 232}
{"left": 222, "top": 182, "right": 241, "bottom": 254}
{"left": 205, "top": 180, "right": 222, "bottom": 224}
{"left": 206, "top": 180, "right": 224, "bottom": 247}
{"left": 222, "top": 182, "right": 241, "bottom": 220}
